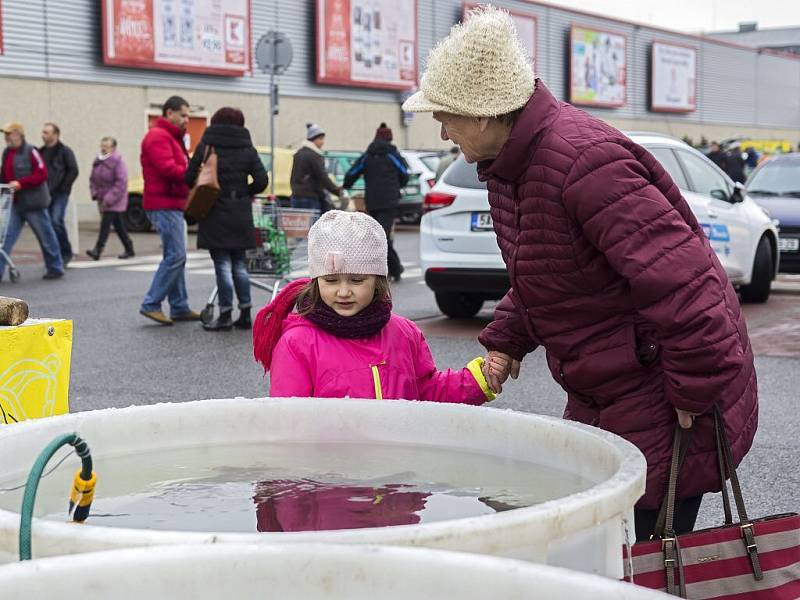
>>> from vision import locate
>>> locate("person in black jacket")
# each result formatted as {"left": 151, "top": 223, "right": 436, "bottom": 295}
{"left": 40, "top": 122, "right": 79, "bottom": 265}
{"left": 723, "top": 144, "right": 747, "bottom": 184}
{"left": 186, "top": 107, "right": 268, "bottom": 331}
{"left": 289, "top": 123, "right": 343, "bottom": 212}
{"left": 343, "top": 123, "right": 409, "bottom": 280}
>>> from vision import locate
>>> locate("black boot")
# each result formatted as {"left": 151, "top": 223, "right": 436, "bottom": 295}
{"left": 86, "top": 246, "right": 103, "bottom": 261}
{"left": 233, "top": 307, "right": 252, "bottom": 330}
{"left": 118, "top": 242, "right": 135, "bottom": 260}
{"left": 203, "top": 310, "right": 233, "bottom": 331}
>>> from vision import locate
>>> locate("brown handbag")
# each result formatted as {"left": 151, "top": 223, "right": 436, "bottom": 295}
{"left": 185, "top": 145, "right": 220, "bottom": 221}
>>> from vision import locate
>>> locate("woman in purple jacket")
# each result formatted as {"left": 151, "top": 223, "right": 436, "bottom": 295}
{"left": 404, "top": 6, "right": 758, "bottom": 541}
{"left": 87, "top": 137, "right": 134, "bottom": 260}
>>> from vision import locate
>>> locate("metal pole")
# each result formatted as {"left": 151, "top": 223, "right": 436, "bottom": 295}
{"left": 270, "top": 66, "right": 276, "bottom": 197}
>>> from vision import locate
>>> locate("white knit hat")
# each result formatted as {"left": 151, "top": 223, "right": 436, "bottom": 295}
{"left": 308, "top": 210, "right": 388, "bottom": 278}
{"left": 402, "top": 5, "right": 534, "bottom": 117}
{"left": 306, "top": 122, "right": 325, "bottom": 140}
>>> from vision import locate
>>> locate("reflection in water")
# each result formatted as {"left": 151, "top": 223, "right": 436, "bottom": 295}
{"left": 253, "top": 479, "right": 428, "bottom": 532}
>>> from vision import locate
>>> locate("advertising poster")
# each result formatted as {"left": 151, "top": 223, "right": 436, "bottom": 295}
{"left": 102, "top": 0, "right": 250, "bottom": 76}
{"left": 464, "top": 3, "right": 536, "bottom": 62}
{"left": 570, "top": 26, "right": 627, "bottom": 107}
{"left": 651, "top": 42, "right": 697, "bottom": 113}
{"left": 316, "top": 0, "right": 417, "bottom": 90}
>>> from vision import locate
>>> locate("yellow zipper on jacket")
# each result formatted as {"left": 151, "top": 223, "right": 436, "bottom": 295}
{"left": 371, "top": 360, "right": 386, "bottom": 400}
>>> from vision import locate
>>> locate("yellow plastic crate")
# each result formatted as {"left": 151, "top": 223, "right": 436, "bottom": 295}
{"left": 0, "top": 319, "right": 72, "bottom": 425}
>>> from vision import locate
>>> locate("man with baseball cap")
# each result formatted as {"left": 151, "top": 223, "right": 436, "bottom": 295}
{"left": 0, "top": 121, "right": 65, "bottom": 280}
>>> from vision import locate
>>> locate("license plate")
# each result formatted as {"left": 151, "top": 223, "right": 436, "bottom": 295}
{"left": 779, "top": 237, "right": 799, "bottom": 252}
{"left": 471, "top": 212, "right": 493, "bottom": 231}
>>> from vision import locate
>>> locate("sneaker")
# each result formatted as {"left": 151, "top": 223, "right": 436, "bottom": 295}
{"left": 42, "top": 271, "right": 64, "bottom": 280}
{"left": 139, "top": 309, "right": 174, "bottom": 326}
{"left": 172, "top": 310, "right": 202, "bottom": 322}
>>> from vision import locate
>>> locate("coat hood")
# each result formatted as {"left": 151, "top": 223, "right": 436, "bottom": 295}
{"left": 200, "top": 124, "right": 254, "bottom": 149}
{"left": 367, "top": 138, "right": 398, "bottom": 156}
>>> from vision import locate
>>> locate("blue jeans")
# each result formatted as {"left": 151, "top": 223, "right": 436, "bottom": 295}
{"left": 210, "top": 249, "right": 251, "bottom": 312}
{"left": 0, "top": 205, "right": 64, "bottom": 278}
{"left": 140, "top": 210, "right": 190, "bottom": 317}
{"left": 49, "top": 192, "right": 73, "bottom": 260}
{"left": 290, "top": 196, "right": 324, "bottom": 212}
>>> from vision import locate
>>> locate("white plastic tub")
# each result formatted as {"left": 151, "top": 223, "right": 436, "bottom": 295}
{"left": 0, "top": 398, "right": 645, "bottom": 577}
{"left": 0, "top": 544, "right": 667, "bottom": 599}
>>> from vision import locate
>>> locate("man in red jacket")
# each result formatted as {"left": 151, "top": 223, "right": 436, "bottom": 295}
{"left": 403, "top": 6, "right": 758, "bottom": 542}
{"left": 139, "top": 96, "right": 200, "bottom": 325}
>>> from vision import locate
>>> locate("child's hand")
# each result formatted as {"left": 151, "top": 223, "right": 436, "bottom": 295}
{"left": 483, "top": 351, "right": 520, "bottom": 394}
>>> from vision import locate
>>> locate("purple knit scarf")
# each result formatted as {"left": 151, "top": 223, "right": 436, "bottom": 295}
{"left": 303, "top": 299, "right": 392, "bottom": 339}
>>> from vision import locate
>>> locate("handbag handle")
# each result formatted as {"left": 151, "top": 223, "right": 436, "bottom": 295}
{"left": 655, "top": 405, "right": 763, "bottom": 593}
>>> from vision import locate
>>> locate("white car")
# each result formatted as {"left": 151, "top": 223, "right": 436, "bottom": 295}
{"left": 420, "top": 133, "right": 779, "bottom": 318}
{"left": 400, "top": 150, "right": 445, "bottom": 223}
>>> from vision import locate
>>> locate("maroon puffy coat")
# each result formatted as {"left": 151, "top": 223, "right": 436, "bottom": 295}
{"left": 478, "top": 81, "right": 758, "bottom": 509}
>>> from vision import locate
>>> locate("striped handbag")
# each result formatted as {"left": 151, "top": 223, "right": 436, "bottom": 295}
{"left": 625, "top": 406, "right": 800, "bottom": 598}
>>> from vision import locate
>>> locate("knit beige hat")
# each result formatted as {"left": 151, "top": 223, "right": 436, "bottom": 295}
{"left": 308, "top": 210, "right": 388, "bottom": 278}
{"left": 402, "top": 5, "right": 534, "bottom": 117}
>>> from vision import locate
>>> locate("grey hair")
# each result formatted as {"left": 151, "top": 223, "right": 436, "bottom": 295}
{"left": 101, "top": 136, "right": 117, "bottom": 148}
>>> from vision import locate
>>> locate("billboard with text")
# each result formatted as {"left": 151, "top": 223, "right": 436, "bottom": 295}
{"left": 102, "top": 0, "right": 250, "bottom": 76}
{"left": 316, "top": 0, "right": 417, "bottom": 90}
{"left": 651, "top": 41, "right": 697, "bottom": 113}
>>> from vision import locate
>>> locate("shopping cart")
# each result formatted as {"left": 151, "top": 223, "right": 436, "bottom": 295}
{"left": 199, "top": 199, "right": 320, "bottom": 325}
{"left": 0, "top": 185, "right": 20, "bottom": 282}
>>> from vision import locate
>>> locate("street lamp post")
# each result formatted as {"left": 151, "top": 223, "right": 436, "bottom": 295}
{"left": 255, "top": 32, "right": 293, "bottom": 198}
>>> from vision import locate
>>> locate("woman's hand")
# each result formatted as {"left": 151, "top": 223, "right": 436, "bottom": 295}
{"left": 482, "top": 351, "right": 520, "bottom": 394}
{"left": 676, "top": 408, "right": 700, "bottom": 429}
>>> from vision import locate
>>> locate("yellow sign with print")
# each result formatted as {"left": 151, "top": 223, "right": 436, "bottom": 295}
{"left": 0, "top": 319, "right": 72, "bottom": 425}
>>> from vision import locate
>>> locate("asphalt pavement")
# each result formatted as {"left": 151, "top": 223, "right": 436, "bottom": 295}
{"left": 3, "top": 225, "right": 798, "bottom": 530}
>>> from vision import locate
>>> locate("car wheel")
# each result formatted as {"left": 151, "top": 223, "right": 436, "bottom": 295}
{"left": 435, "top": 292, "right": 484, "bottom": 318}
{"left": 740, "top": 236, "right": 772, "bottom": 304}
{"left": 124, "top": 195, "right": 152, "bottom": 232}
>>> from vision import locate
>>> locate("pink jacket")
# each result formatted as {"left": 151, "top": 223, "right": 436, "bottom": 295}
{"left": 269, "top": 312, "right": 493, "bottom": 404}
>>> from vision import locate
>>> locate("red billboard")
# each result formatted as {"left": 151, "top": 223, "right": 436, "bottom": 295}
{"left": 102, "top": 0, "right": 251, "bottom": 76}
{"left": 316, "top": 0, "right": 418, "bottom": 90}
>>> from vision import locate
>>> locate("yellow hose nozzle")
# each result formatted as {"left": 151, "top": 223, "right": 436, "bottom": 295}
{"left": 68, "top": 470, "right": 97, "bottom": 523}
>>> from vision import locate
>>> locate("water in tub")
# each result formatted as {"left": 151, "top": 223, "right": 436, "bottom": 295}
{"left": 0, "top": 442, "right": 593, "bottom": 532}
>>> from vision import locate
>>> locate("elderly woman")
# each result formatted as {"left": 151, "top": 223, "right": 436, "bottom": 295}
{"left": 87, "top": 137, "right": 134, "bottom": 260}
{"left": 403, "top": 6, "right": 757, "bottom": 541}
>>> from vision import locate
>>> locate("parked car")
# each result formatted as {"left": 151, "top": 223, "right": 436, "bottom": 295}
{"left": 324, "top": 149, "right": 424, "bottom": 221}
{"left": 420, "top": 133, "right": 779, "bottom": 318}
{"left": 746, "top": 153, "right": 800, "bottom": 272}
{"left": 124, "top": 146, "right": 295, "bottom": 232}
{"left": 400, "top": 150, "right": 446, "bottom": 223}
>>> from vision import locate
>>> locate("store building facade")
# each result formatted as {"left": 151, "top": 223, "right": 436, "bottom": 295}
{"left": 1, "top": 0, "right": 799, "bottom": 221}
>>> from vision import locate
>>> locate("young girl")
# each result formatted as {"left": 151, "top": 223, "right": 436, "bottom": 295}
{"left": 253, "top": 210, "right": 503, "bottom": 404}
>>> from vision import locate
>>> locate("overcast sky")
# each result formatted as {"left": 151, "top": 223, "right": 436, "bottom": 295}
{"left": 541, "top": 0, "right": 800, "bottom": 33}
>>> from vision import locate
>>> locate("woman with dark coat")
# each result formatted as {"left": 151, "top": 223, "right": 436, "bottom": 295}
{"left": 186, "top": 107, "right": 268, "bottom": 331}
{"left": 404, "top": 6, "right": 758, "bottom": 541}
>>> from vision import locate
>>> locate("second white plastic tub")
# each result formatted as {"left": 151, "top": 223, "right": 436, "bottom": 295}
{"left": 0, "top": 398, "right": 646, "bottom": 576}
{"left": 0, "top": 544, "right": 668, "bottom": 599}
